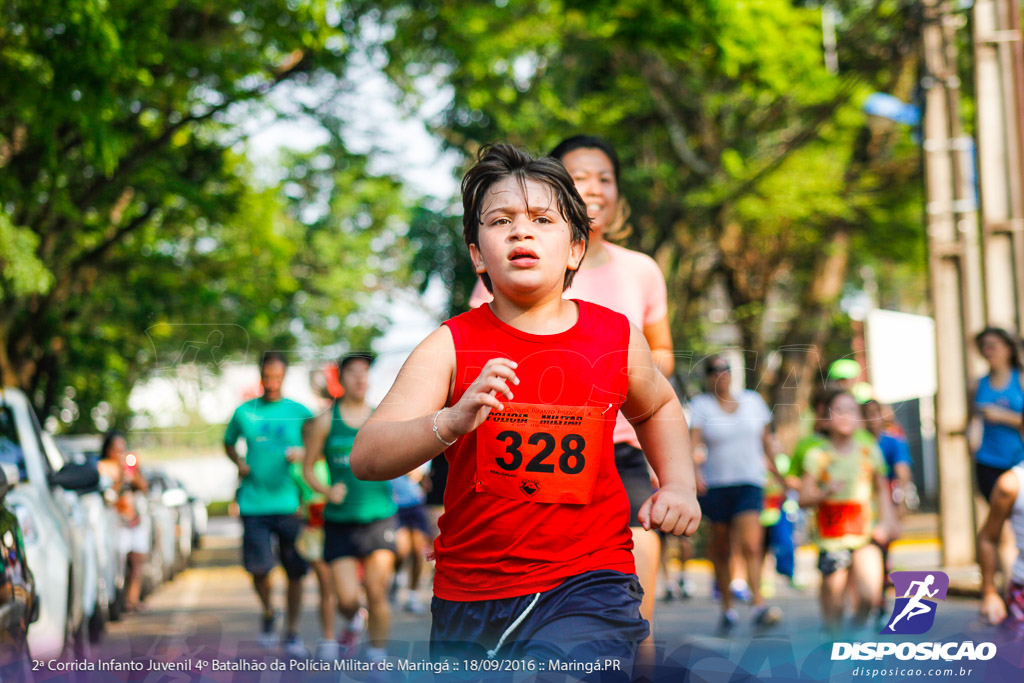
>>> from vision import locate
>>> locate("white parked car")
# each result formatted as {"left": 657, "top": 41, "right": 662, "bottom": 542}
{"left": 138, "top": 467, "right": 178, "bottom": 590}
{"left": 0, "top": 388, "right": 96, "bottom": 660}
{"left": 49, "top": 433, "right": 126, "bottom": 638}
{"left": 148, "top": 470, "right": 196, "bottom": 573}
{"left": 190, "top": 490, "right": 208, "bottom": 551}
{"left": 38, "top": 432, "right": 99, "bottom": 645}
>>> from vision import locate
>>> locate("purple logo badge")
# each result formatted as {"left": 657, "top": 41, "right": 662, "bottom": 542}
{"left": 882, "top": 571, "right": 949, "bottom": 635}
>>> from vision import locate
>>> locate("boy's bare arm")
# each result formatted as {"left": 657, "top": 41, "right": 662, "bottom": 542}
{"left": 641, "top": 317, "right": 674, "bottom": 375}
{"left": 689, "top": 426, "right": 707, "bottom": 493}
{"left": 350, "top": 326, "right": 519, "bottom": 481}
{"left": 350, "top": 327, "right": 457, "bottom": 481}
{"left": 620, "top": 324, "right": 700, "bottom": 536}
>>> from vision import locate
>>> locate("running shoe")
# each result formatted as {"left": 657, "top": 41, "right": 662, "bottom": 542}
{"left": 718, "top": 608, "right": 739, "bottom": 634}
{"left": 730, "top": 579, "right": 754, "bottom": 603}
{"left": 874, "top": 603, "right": 889, "bottom": 631}
{"left": 315, "top": 639, "right": 340, "bottom": 661}
{"left": 338, "top": 607, "right": 368, "bottom": 657}
{"left": 257, "top": 610, "right": 278, "bottom": 649}
{"left": 753, "top": 605, "right": 783, "bottom": 629}
{"left": 365, "top": 646, "right": 388, "bottom": 663}
{"left": 404, "top": 595, "right": 427, "bottom": 615}
{"left": 283, "top": 633, "right": 309, "bottom": 658}
{"left": 660, "top": 582, "right": 682, "bottom": 602}
{"left": 787, "top": 576, "right": 808, "bottom": 591}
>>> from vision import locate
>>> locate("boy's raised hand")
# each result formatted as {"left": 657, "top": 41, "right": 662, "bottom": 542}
{"left": 638, "top": 483, "right": 701, "bottom": 536}
{"left": 440, "top": 358, "right": 519, "bottom": 440}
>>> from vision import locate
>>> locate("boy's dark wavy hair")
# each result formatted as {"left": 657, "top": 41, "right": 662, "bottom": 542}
{"left": 461, "top": 143, "right": 590, "bottom": 293}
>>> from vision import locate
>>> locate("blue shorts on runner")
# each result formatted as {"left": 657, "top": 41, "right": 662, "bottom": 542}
{"left": 397, "top": 503, "right": 432, "bottom": 536}
{"left": 699, "top": 484, "right": 763, "bottom": 524}
{"left": 430, "top": 570, "right": 648, "bottom": 667}
{"left": 241, "top": 514, "right": 308, "bottom": 579}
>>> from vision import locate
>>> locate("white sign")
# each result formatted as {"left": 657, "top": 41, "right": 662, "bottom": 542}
{"left": 865, "top": 309, "right": 938, "bottom": 403}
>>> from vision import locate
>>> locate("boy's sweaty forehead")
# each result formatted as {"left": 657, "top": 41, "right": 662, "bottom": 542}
{"left": 480, "top": 176, "right": 559, "bottom": 219}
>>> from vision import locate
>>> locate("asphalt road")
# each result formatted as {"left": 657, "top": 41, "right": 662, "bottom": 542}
{"left": 38, "top": 517, "right": 1023, "bottom": 683}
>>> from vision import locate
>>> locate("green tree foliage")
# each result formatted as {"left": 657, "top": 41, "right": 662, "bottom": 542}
{"left": 0, "top": 1, "right": 414, "bottom": 428}
{"left": 407, "top": 205, "right": 479, "bottom": 317}
{"left": 276, "top": 133, "right": 413, "bottom": 352}
{"left": 54, "top": 160, "right": 300, "bottom": 429}
{"left": 353, "top": 0, "right": 927, "bottom": 438}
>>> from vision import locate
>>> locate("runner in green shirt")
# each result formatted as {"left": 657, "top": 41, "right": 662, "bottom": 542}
{"left": 303, "top": 352, "right": 396, "bottom": 663}
{"left": 224, "top": 352, "right": 312, "bottom": 656}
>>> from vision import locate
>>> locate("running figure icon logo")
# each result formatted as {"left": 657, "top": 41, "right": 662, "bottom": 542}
{"left": 882, "top": 571, "right": 949, "bottom": 635}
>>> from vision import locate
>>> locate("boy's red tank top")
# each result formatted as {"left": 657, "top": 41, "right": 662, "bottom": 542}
{"left": 433, "top": 300, "right": 636, "bottom": 601}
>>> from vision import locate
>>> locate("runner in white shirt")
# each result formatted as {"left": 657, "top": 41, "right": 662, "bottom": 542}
{"left": 689, "top": 355, "right": 784, "bottom": 632}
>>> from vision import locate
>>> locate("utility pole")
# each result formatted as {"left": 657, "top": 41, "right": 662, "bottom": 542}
{"left": 922, "top": 0, "right": 986, "bottom": 567}
{"left": 974, "top": 0, "right": 1024, "bottom": 331}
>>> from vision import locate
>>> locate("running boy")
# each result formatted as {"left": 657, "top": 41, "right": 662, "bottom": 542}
{"left": 799, "top": 389, "right": 899, "bottom": 634}
{"left": 349, "top": 144, "right": 700, "bottom": 665}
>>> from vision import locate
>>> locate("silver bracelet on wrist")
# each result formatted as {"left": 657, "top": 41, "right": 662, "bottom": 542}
{"left": 433, "top": 408, "right": 456, "bottom": 447}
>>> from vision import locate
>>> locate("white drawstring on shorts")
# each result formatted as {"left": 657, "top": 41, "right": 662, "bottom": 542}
{"left": 486, "top": 592, "right": 541, "bottom": 659}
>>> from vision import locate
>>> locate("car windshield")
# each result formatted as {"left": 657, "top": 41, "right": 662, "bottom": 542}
{"left": 0, "top": 406, "right": 27, "bottom": 481}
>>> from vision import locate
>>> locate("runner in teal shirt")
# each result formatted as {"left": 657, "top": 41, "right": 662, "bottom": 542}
{"left": 223, "top": 352, "right": 313, "bottom": 656}
{"left": 225, "top": 396, "right": 312, "bottom": 515}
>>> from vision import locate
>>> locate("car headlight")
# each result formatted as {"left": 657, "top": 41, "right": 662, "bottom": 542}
{"left": 11, "top": 504, "right": 37, "bottom": 544}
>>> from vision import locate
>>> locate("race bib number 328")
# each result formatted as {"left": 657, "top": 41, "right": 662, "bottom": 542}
{"left": 475, "top": 403, "right": 607, "bottom": 505}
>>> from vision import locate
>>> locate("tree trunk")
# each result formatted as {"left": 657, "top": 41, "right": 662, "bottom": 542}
{"left": 717, "top": 218, "right": 777, "bottom": 392}
{"left": 770, "top": 227, "right": 851, "bottom": 452}
{"left": 0, "top": 321, "right": 16, "bottom": 389}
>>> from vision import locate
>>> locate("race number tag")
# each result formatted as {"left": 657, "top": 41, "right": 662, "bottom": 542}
{"left": 475, "top": 403, "right": 606, "bottom": 505}
{"left": 817, "top": 500, "right": 867, "bottom": 539}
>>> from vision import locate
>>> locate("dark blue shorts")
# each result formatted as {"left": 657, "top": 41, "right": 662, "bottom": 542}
{"left": 430, "top": 570, "right": 648, "bottom": 669}
{"left": 976, "top": 461, "right": 1008, "bottom": 501}
{"left": 699, "top": 484, "right": 763, "bottom": 524}
{"left": 397, "top": 503, "right": 432, "bottom": 536}
{"left": 241, "top": 514, "right": 307, "bottom": 579}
